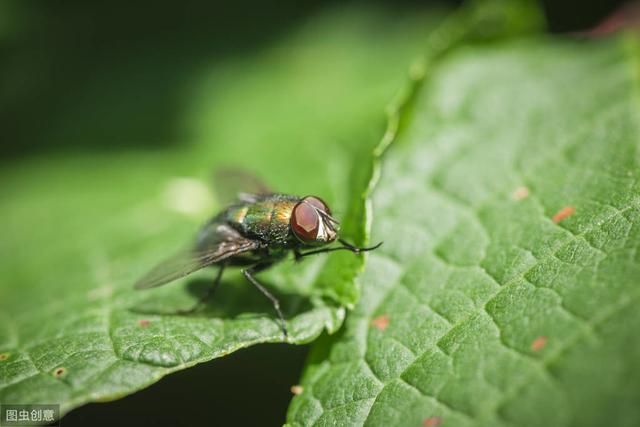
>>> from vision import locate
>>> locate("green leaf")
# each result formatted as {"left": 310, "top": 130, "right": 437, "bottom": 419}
{"left": 0, "top": 5, "right": 447, "bottom": 417}
{"left": 287, "top": 12, "right": 640, "bottom": 427}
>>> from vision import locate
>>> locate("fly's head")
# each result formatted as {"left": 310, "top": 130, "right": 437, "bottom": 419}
{"left": 290, "top": 196, "right": 339, "bottom": 247}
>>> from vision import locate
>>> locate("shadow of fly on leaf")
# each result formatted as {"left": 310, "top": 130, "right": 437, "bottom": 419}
{"left": 133, "top": 170, "right": 381, "bottom": 338}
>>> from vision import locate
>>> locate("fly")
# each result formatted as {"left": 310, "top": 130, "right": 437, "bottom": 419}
{"left": 135, "top": 176, "right": 381, "bottom": 338}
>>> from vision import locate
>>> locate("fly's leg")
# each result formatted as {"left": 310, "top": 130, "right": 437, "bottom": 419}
{"left": 242, "top": 263, "right": 288, "bottom": 338}
{"left": 297, "top": 239, "right": 382, "bottom": 258}
{"left": 177, "top": 264, "right": 225, "bottom": 314}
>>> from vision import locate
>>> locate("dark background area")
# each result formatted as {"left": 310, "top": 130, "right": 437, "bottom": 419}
{"left": 0, "top": 0, "right": 625, "bottom": 160}
{"left": 62, "top": 344, "right": 309, "bottom": 427}
{"left": 0, "top": 1, "right": 625, "bottom": 426}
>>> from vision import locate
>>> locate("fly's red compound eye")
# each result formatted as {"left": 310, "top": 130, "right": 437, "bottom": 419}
{"left": 291, "top": 201, "right": 320, "bottom": 242}
{"left": 303, "top": 196, "right": 331, "bottom": 215}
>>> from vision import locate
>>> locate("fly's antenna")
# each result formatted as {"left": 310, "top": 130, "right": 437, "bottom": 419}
{"left": 318, "top": 209, "right": 340, "bottom": 232}
{"left": 318, "top": 209, "right": 340, "bottom": 225}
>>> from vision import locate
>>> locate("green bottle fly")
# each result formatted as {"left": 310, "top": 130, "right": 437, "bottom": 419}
{"left": 136, "top": 190, "right": 380, "bottom": 337}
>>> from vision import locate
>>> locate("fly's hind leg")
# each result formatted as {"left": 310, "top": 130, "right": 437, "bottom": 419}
{"left": 177, "top": 263, "right": 226, "bottom": 315}
{"left": 242, "top": 263, "right": 288, "bottom": 338}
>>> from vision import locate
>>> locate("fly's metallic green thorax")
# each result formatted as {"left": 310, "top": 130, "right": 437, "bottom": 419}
{"left": 222, "top": 194, "right": 301, "bottom": 246}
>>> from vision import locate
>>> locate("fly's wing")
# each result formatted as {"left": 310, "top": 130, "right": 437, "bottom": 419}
{"left": 134, "top": 225, "right": 260, "bottom": 290}
{"left": 213, "top": 168, "right": 272, "bottom": 204}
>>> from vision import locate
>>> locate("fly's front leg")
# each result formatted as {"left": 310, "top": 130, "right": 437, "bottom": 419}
{"left": 178, "top": 263, "right": 226, "bottom": 314}
{"left": 297, "top": 239, "right": 383, "bottom": 258}
{"left": 242, "top": 263, "right": 288, "bottom": 338}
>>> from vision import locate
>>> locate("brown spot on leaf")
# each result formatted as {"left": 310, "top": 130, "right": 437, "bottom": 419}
{"left": 423, "top": 416, "right": 442, "bottom": 427}
{"left": 53, "top": 367, "right": 66, "bottom": 377}
{"left": 371, "top": 314, "right": 390, "bottom": 331}
{"left": 552, "top": 206, "right": 575, "bottom": 223}
{"left": 531, "top": 336, "right": 547, "bottom": 352}
{"left": 290, "top": 385, "right": 304, "bottom": 395}
{"left": 511, "top": 186, "right": 530, "bottom": 200}
{"left": 138, "top": 319, "right": 151, "bottom": 327}
{"left": 0, "top": 353, "right": 9, "bottom": 361}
